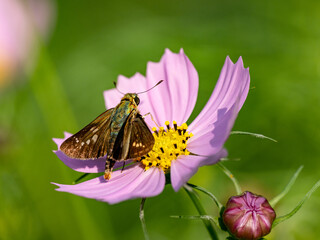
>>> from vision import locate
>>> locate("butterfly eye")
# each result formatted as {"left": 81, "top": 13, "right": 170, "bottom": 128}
{"left": 134, "top": 96, "right": 140, "bottom": 105}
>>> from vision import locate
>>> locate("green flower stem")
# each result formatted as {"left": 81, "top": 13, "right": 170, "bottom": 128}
{"left": 140, "top": 198, "right": 150, "bottom": 240}
{"left": 184, "top": 184, "right": 219, "bottom": 240}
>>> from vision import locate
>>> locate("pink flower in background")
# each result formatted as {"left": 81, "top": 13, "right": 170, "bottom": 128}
{"left": 53, "top": 49, "right": 250, "bottom": 204}
{"left": 0, "top": 0, "right": 54, "bottom": 87}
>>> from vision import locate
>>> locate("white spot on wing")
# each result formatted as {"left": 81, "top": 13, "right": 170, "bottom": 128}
{"left": 90, "top": 127, "right": 99, "bottom": 133}
{"left": 92, "top": 134, "right": 98, "bottom": 142}
{"left": 86, "top": 140, "right": 90, "bottom": 145}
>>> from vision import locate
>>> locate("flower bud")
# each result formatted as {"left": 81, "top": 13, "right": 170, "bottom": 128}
{"left": 222, "top": 191, "right": 276, "bottom": 240}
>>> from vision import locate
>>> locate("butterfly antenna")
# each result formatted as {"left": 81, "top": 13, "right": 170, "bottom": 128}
{"left": 113, "top": 81, "right": 126, "bottom": 95}
{"left": 137, "top": 80, "right": 164, "bottom": 94}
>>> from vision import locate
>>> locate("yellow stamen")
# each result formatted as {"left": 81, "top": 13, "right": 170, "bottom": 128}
{"left": 136, "top": 121, "right": 193, "bottom": 173}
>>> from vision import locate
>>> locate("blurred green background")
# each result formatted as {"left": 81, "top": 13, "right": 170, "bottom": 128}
{"left": 1, "top": 0, "right": 320, "bottom": 239}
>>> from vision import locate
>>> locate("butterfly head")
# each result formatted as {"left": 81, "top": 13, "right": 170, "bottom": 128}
{"left": 121, "top": 93, "right": 140, "bottom": 106}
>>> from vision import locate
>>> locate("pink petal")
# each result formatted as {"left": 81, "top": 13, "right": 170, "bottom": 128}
{"left": 146, "top": 48, "right": 199, "bottom": 126}
{"left": 171, "top": 149, "right": 227, "bottom": 191}
{"left": 53, "top": 132, "right": 127, "bottom": 173}
{"left": 53, "top": 163, "right": 165, "bottom": 204}
{"left": 103, "top": 49, "right": 199, "bottom": 128}
{"left": 188, "top": 56, "right": 250, "bottom": 156}
{"left": 187, "top": 105, "right": 239, "bottom": 156}
{"left": 103, "top": 88, "right": 122, "bottom": 109}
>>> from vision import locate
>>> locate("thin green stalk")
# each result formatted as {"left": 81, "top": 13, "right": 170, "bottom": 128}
{"left": 273, "top": 180, "right": 320, "bottom": 227}
{"left": 73, "top": 173, "right": 91, "bottom": 184}
{"left": 230, "top": 131, "right": 277, "bottom": 142}
{"left": 187, "top": 183, "right": 223, "bottom": 209}
{"left": 184, "top": 184, "right": 219, "bottom": 240}
{"left": 217, "top": 163, "right": 242, "bottom": 195}
{"left": 140, "top": 198, "right": 150, "bottom": 240}
{"left": 270, "top": 166, "right": 303, "bottom": 207}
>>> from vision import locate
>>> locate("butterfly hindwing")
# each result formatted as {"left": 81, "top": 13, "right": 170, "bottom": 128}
{"left": 111, "top": 111, "right": 155, "bottom": 160}
{"left": 127, "top": 113, "right": 155, "bottom": 159}
{"left": 60, "top": 108, "right": 113, "bottom": 159}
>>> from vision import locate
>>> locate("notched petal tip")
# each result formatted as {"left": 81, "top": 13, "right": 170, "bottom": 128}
{"left": 236, "top": 56, "right": 244, "bottom": 65}
{"left": 52, "top": 132, "right": 72, "bottom": 148}
{"left": 179, "top": 48, "right": 185, "bottom": 55}
{"left": 146, "top": 48, "right": 199, "bottom": 125}
{"left": 164, "top": 48, "right": 173, "bottom": 55}
{"left": 188, "top": 54, "right": 250, "bottom": 156}
{"left": 52, "top": 138, "right": 61, "bottom": 146}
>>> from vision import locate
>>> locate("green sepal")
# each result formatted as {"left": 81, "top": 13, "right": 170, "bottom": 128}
{"left": 218, "top": 206, "right": 228, "bottom": 232}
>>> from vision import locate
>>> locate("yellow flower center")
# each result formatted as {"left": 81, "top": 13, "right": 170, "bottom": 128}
{"left": 136, "top": 121, "right": 193, "bottom": 172}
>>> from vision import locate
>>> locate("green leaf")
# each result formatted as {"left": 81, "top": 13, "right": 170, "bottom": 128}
{"left": 270, "top": 166, "right": 303, "bottom": 207}
{"left": 230, "top": 131, "right": 277, "bottom": 142}
{"left": 273, "top": 179, "right": 320, "bottom": 227}
{"left": 220, "top": 157, "right": 241, "bottom": 162}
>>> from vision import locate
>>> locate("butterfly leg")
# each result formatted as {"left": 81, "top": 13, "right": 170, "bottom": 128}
{"left": 142, "top": 112, "right": 159, "bottom": 128}
{"left": 121, "top": 161, "right": 126, "bottom": 172}
{"left": 104, "top": 158, "right": 116, "bottom": 180}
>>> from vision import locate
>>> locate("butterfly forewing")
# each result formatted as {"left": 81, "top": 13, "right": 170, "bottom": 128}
{"left": 60, "top": 109, "right": 113, "bottom": 159}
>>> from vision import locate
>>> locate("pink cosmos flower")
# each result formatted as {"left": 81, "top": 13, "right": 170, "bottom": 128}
{"left": 0, "top": 0, "right": 54, "bottom": 87}
{"left": 53, "top": 49, "right": 250, "bottom": 204}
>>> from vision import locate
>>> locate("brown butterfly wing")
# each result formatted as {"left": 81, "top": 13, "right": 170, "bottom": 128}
{"left": 112, "top": 112, "right": 155, "bottom": 160}
{"left": 60, "top": 108, "right": 113, "bottom": 159}
{"left": 112, "top": 111, "right": 155, "bottom": 160}
{"left": 127, "top": 114, "right": 155, "bottom": 158}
